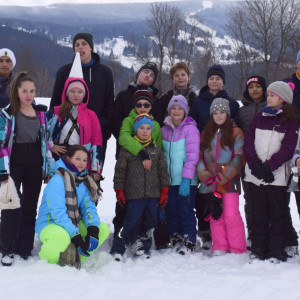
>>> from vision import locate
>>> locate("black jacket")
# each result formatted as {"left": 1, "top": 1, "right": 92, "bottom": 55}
{"left": 50, "top": 52, "right": 114, "bottom": 141}
{"left": 282, "top": 74, "right": 300, "bottom": 115}
{"left": 0, "top": 94, "right": 9, "bottom": 108}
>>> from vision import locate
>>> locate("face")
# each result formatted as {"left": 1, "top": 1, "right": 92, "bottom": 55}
{"left": 0, "top": 56, "right": 13, "bottom": 78}
{"left": 17, "top": 81, "right": 36, "bottom": 107}
{"left": 136, "top": 124, "right": 152, "bottom": 141}
{"left": 248, "top": 82, "right": 263, "bottom": 102}
{"left": 212, "top": 110, "right": 227, "bottom": 125}
{"left": 208, "top": 76, "right": 223, "bottom": 92}
{"left": 170, "top": 105, "right": 185, "bottom": 123}
{"left": 267, "top": 92, "right": 284, "bottom": 108}
{"left": 135, "top": 99, "right": 152, "bottom": 115}
{"left": 136, "top": 70, "right": 155, "bottom": 86}
{"left": 74, "top": 39, "right": 92, "bottom": 64}
{"left": 67, "top": 150, "right": 88, "bottom": 172}
{"left": 68, "top": 87, "right": 84, "bottom": 105}
{"left": 172, "top": 68, "right": 190, "bottom": 90}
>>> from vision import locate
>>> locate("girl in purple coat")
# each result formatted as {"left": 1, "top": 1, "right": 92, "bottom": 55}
{"left": 161, "top": 95, "right": 200, "bottom": 254}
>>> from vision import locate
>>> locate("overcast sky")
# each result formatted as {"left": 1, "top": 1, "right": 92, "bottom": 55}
{"left": 0, "top": 0, "right": 182, "bottom": 6}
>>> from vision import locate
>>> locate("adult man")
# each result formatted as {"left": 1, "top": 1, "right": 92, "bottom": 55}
{"left": 0, "top": 48, "right": 16, "bottom": 98}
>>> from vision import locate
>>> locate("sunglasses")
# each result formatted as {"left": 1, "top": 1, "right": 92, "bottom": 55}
{"left": 135, "top": 103, "right": 151, "bottom": 108}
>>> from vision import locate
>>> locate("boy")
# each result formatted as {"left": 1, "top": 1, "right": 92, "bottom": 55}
{"left": 0, "top": 48, "right": 16, "bottom": 97}
{"left": 110, "top": 114, "right": 169, "bottom": 261}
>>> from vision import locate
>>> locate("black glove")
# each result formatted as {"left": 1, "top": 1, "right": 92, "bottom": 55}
{"left": 212, "top": 192, "right": 223, "bottom": 221}
{"left": 263, "top": 172, "right": 275, "bottom": 184}
{"left": 85, "top": 226, "right": 100, "bottom": 252}
{"left": 71, "top": 234, "right": 90, "bottom": 257}
{"left": 138, "top": 150, "right": 150, "bottom": 162}
{"left": 251, "top": 162, "right": 271, "bottom": 180}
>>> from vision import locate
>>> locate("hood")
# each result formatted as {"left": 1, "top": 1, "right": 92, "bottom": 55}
{"left": 164, "top": 115, "right": 197, "bottom": 130}
{"left": 128, "top": 82, "right": 158, "bottom": 96}
{"left": 199, "top": 85, "right": 229, "bottom": 99}
{"left": 241, "top": 90, "right": 267, "bottom": 106}
{"left": 54, "top": 157, "right": 87, "bottom": 176}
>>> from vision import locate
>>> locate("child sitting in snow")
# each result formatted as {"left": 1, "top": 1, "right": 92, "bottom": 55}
{"left": 35, "top": 145, "right": 109, "bottom": 269}
{"left": 110, "top": 114, "right": 169, "bottom": 261}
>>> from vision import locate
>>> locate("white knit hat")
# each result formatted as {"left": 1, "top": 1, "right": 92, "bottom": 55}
{"left": 0, "top": 177, "right": 20, "bottom": 210}
{"left": 267, "top": 81, "right": 294, "bottom": 104}
{"left": 0, "top": 48, "right": 16, "bottom": 70}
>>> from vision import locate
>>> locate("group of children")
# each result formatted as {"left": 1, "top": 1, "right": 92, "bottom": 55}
{"left": 0, "top": 48, "right": 300, "bottom": 268}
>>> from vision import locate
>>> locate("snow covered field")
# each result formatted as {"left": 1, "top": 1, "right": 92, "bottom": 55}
{"left": 1, "top": 98, "right": 300, "bottom": 300}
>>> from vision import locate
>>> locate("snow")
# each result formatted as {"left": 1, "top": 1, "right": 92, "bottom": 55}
{"left": 1, "top": 97, "right": 300, "bottom": 300}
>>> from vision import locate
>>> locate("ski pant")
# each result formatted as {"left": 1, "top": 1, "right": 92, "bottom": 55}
{"left": 167, "top": 185, "right": 197, "bottom": 243}
{"left": 249, "top": 183, "right": 289, "bottom": 253}
{"left": 112, "top": 199, "right": 170, "bottom": 249}
{"left": 210, "top": 193, "right": 246, "bottom": 253}
{"left": 241, "top": 166, "right": 252, "bottom": 229}
{"left": 111, "top": 198, "right": 157, "bottom": 255}
{"left": 39, "top": 221, "right": 109, "bottom": 264}
{"left": 195, "top": 187, "right": 210, "bottom": 232}
{"left": 1, "top": 142, "right": 43, "bottom": 256}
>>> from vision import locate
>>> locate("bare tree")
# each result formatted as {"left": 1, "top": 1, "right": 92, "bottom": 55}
{"left": 35, "top": 68, "right": 54, "bottom": 97}
{"left": 107, "top": 54, "right": 123, "bottom": 94}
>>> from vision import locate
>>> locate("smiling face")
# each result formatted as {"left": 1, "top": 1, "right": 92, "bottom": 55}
{"left": 172, "top": 68, "right": 190, "bottom": 90}
{"left": 267, "top": 92, "right": 284, "bottom": 108}
{"left": 136, "top": 70, "right": 155, "bottom": 87}
{"left": 208, "top": 75, "right": 223, "bottom": 93}
{"left": 136, "top": 124, "right": 152, "bottom": 141}
{"left": 67, "top": 87, "right": 85, "bottom": 106}
{"left": 212, "top": 110, "right": 227, "bottom": 126}
{"left": 170, "top": 105, "right": 185, "bottom": 124}
{"left": 135, "top": 99, "right": 152, "bottom": 115}
{"left": 67, "top": 150, "right": 88, "bottom": 172}
{"left": 17, "top": 81, "right": 36, "bottom": 108}
{"left": 248, "top": 82, "right": 263, "bottom": 102}
{"left": 0, "top": 56, "right": 12, "bottom": 78}
{"left": 74, "top": 39, "right": 92, "bottom": 64}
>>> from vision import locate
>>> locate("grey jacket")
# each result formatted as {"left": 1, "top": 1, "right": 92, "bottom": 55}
{"left": 0, "top": 73, "right": 14, "bottom": 96}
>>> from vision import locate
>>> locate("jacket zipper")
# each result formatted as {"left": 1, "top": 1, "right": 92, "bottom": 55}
{"left": 169, "top": 129, "right": 175, "bottom": 185}
{"left": 214, "top": 128, "right": 220, "bottom": 192}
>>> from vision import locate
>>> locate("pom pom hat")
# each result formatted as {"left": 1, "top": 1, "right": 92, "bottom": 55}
{"left": 266, "top": 81, "right": 295, "bottom": 104}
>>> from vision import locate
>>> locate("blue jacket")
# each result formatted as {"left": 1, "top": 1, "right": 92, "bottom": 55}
{"left": 189, "top": 85, "right": 240, "bottom": 133}
{"left": 35, "top": 158, "right": 100, "bottom": 239}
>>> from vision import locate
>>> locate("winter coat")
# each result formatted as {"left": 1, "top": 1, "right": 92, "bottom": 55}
{"left": 290, "top": 129, "right": 300, "bottom": 168}
{"left": 244, "top": 110, "right": 299, "bottom": 186}
{"left": 112, "top": 82, "right": 160, "bottom": 158}
{"left": 157, "top": 85, "right": 197, "bottom": 127}
{"left": 239, "top": 92, "right": 267, "bottom": 135}
{"left": 118, "top": 109, "right": 162, "bottom": 157}
{"left": 197, "top": 122, "right": 246, "bottom": 194}
{"left": 50, "top": 52, "right": 114, "bottom": 141}
{"left": 161, "top": 116, "right": 200, "bottom": 186}
{"left": 114, "top": 142, "right": 169, "bottom": 200}
{"left": 47, "top": 77, "right": 103, "bottom": 174}
{"left": 0, "top": 73, "right": 13, "bottom": 96}
{"left": 189, "top": 85, "right": 240, "bottom": 133}
{"left": 282, "top": 74, "right": 300, "bottom": 115}
{"left": 0, "top": 94, "right": 9, "bottom": 108}
{"left": 0, "top": 103, "right": 55, "bottom": 182}
{"left": 35, "top": 158, "right": 100, "bottom": 239}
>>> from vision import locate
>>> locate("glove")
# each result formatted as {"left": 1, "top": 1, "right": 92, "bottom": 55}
{"left": 138, "top": 150, "right": 150, "bottom": 162}
{"left": 115, "top": 189, "right": 126, "bottom": 209}
{"left": 203, "top": 193, "right": 214, "bottom": 221}
{"left": 263, "top": 172, "right": 275, "bottom": 184}
{"left": 85, "top": 225, "right": 99, "bottom": 252}
{"left": 251, "top": 162, "right": 271, "bottom": 180}
{"left": 158, "top": 187, "right": 169, "bottom": 210}
{"left": 179, "top": 178, "right": 191, "bottom": 196}
{"left": 216, "top": 171, "right": 228, "bottom": 185}
{"left": 71, "top": 234, "right": 90, "bottom": 257}
{"left": 212, "top": 192, "right": 223, "bottom": 221}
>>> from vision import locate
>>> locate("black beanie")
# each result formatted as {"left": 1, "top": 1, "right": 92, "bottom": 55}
{"left": 133, "top": 90, "right": 154, "bottom": 107}
{"left": 73, "top": 33, "right": 94, "bottom": 51}
{"left": 246, "top": 75, "right": 266, "bottom": 94}
{"left": 136, "top": 62, "right": 158, "bottom": 85}
{"left": 206, "top": 65, "right": 226, "bottom": 84}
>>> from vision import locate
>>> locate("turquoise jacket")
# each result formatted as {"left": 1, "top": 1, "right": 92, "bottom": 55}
{"left": 35, "top": 158, "right": 100, "bottom": 239}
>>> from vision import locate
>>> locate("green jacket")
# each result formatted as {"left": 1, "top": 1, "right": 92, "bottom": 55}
{"left": 119, "top": 109, "right": 162, "bottom": 156}
{"left": 114, "top": 142, "right": 169, "bottom": 200}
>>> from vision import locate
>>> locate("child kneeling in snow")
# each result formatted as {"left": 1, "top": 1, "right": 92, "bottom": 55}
{"left": 110, "top": 114, "right": 169, "bottom": 261}
{"left": 197, "top": 98, "right": 246, "bottom": 256}
{"left": 35, "top": 145, "right": 109, "bottom": 269}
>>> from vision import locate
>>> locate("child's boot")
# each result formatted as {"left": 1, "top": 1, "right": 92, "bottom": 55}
{"left": 285, "top": 246, "right": 299, "bottom": 258}
{"left": 171, "top": 233, "right": 184, "bottom": 253}
{"left": 178, "top": 235, "right": 196, "bottom": 255}
{"left": 198, "top": 229, "right": 212, "bottom": 250}
{"left": 1, "top": 254, "right": 14, "bottom": 266}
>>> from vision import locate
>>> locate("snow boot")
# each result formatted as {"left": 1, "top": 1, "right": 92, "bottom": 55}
{"left": 178, "top": 235, "right": 196, "bottom": 255}
{"left": 112, "top": 253, "right": 123, "bottom": 262}
{"left": 1, "top": 254, "right": 14, "bottom": 266}
{"left": 266, "top": 250, "right": 288, "bottom": 263}
{"left": 213, "top": 250, "right": 227, "bottom": 256}
{"left": 198, "top": 229, "right": 212, "bottom": 250}
{"left": 171, "top": 233, "right": 184, "bottom": 253}
{"left": 285, "top": 246, "right": 299, "bottom": 258}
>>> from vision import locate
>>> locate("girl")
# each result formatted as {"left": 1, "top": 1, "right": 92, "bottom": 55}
{"left": 197, "top": 98, "right": 246, "bottom": 256}
{"left": 161, "top": 95, "right": 200, "bottom": 254}
{"left": 35, "top": 145, "right": 109, "bottom": 269}
{"left": 0, "top": 72, "right": 55, "bottom": 266}
{"left": 244, "top": 81, "right": 299, "bottom": 263}
{"left": 47, "top": 53, "right": 103, "bottom": 182}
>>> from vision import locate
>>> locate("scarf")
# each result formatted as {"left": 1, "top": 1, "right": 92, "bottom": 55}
{"left": 263, "top": 105, "right": 283, "bottom": 115}
{"left": 173, "top": 85, "right": 192, "bottom": 101}
{"left": 57, "top": 167, "right": 101, "bottom": 269}
{"left": 133, "top": 135, "right": 154, "bottom": 147}
{"left": 82, "top": 58, "right": 94, "bottom": 68}
{"left": 296, "top": 69, "right": 300, "bottom": 80}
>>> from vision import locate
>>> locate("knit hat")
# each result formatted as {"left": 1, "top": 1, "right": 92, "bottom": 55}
{"left": 0, "top": 177, "right": 20, "bottom": 210}
{"left": 297, "top": 50, "right": 300, "bottom": 63}
{"left": 167, "top": 95, "right": 189, "bottom": 116}
{"left": 246, "top": 75, "right": 266, "bottom": 94}
{"left": 66, "top": 81, "right": 86, "bottom": 97}
{"left": 73, "top": 33, "right": 94, "bottom": 51}
{"left": 207, "top": 65, "right": 225, "bottom": 84}
{"left": 267, "top": 81, "right": 295, "bottom": 104}
{"left": 133, "top": 89, "right": 154, "bottom": 107}
{"left": 134, "top": 113, "right": 154, "bottom": 133}
{"left": 210, "top": 98, "right": 231, "bottom": 116}
{"left": 136, "top": 62, "right": 158, "bottom": 85}
{"left": 0, "top": 48, "right": 16, "bottom": 70}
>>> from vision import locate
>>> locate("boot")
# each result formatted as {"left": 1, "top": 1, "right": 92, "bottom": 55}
{"left": 198, "top": 229, "right": 212, "bottom": 250}
{"left": 1, "top": 254, "right": 14, "bottom": 267}
{"left": 171, "top": 233, "right": 184, "bottom": 252}
{"left": 285, "top": 246, "right": 299, "bottom": 258}
{"left": 178, "top": 235, "right": 195, "bottom": 255}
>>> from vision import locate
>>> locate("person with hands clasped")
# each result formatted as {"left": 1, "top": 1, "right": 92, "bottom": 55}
{"left": 35, "top": 145, "right": 109, "bottom": 269}
{"left": 197, "top": 98, "right": 246, "bottom": 256}
{"left": 161, "top": 95, "right": 200, "bottom": 255}
{"left": 244, "top": 81, "right": 300, "bottom": 263}
{"left": 110, "top": 114, "right": 169, "bottom": 261}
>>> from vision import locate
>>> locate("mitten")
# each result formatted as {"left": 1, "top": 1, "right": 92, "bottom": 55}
{"left": 115, "top": 189, "right": 126, "bottom": 209}
{"left": 138, "top": 150, "right": 150, "bottom": 162}
{"left": 71, "top": 234, "right": 90, "bottom": 257}
{"left": 212, "top": 192, "right": 223, "bottom": 221}
{"left": 158, "top": 187, "right": 169, "bottom": 210}
{"left": 85, "top": 225, "right": 99, "bottom": 252}
{"left": 179, "top": 178, "right": 191, "bottom": 196}
{"left": 251, "top": 162, "right": 271, "bottom": 180}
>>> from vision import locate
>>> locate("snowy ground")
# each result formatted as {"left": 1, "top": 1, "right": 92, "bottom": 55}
{"left": 1, "top": 98, "right": 300, "bottom": 300}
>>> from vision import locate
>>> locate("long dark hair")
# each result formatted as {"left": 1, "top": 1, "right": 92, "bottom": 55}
{"left": 201, "top": 114, "right": 234, "bottom": 152}
{"left": 281, "top": 102, "right": 299, "bottom": 123}
{"left": 58, "top": 98, "right": 71, "bottom": 121}
{"left": 66, "top": 145, "right": 89, "bottom": 159}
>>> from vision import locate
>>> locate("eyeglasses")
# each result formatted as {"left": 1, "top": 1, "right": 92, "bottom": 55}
{"left": 135, "top": 103, "right": 151, "bottom": 108}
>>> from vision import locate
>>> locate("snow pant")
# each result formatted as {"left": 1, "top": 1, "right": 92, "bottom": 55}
{"left": 286, "top": 192, "right": 299, "bottom": 247}
{"left": 249, "top": 183, "right": 289, "bottom": 254}
{"left": 167, "top": 185, "right": 197, "bottom": 243}
{"left": 195, "top": 187, "right": 210, "bottom": 232}
{"left": 210, "top": 193, "right": 246, "bottom": 253}
{"left": 112, "top": 199, "right": 170, "bottom": 249}
{"left": 1, "top": 142, "right": 43, "bottom": 256}
{"left": 110, "top": 198, "right": 158, "bottom": 255}
{"left": 39, "top": 221, "right": 110, "bottom": 264}
{"left": 241, "top": 166, "right": 252, "bottom": 229}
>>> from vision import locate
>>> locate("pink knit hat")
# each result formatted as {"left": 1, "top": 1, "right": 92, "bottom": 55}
{"left": 66, "top": 80, "right": 86, "bottom": 97}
